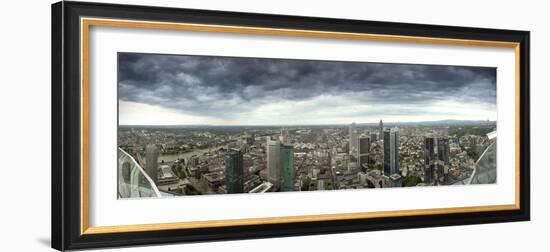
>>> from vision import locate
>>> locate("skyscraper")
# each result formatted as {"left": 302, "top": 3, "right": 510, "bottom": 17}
{"left": 379, "top": 120, "right": 383, "bottom": 140}
{"left": 383, "top": 129, "right": 390, "bottom": 176}
{"left": 267, "top": 139, "right": 281, "bottom": 190}
{"left": 390, "top": 128, "right": 400, "bottom": 175}
{"left": 280, "top": 144, "right": 295, "bottom": 192}
{"left": 424, "top": 137, "right": 436, "bottom": 183}
{"left": 349, "top": 122, "right": 358, "bottom": 159}
{"left": 145, "top": 144, "right": 159, "bottom": 185}
{"left": 225, "top": 149, "right": 244, "bottom": 194}
{"left": 358, "top": 136, "right": 370, "bottom": 170}
{"left": 383, "top": 128, "right": 400, "bottom": 176}
{"left": 437, "top": 137, "right": 450, "bottom": 183}
{"left": 437, "top": 137, "right": 450, "bottom": 164}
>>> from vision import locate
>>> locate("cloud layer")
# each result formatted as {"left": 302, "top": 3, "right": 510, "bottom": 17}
{"left": 118, "top": 53, "right": 496, "bottom": 125}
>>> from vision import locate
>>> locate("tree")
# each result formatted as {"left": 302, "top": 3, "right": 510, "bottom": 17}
{"left": 184, "top": 184, "right": 202, "bottom": 195}
{"left": 368, "top": 156, "right": 376, "bottom": 167}
{"left": 466, "top": 148, "right": 478, "bottom": 160}
{"left": 171, "top": 163, "right": 186, "bottom": 179}
{"left": 401, "top": 175, "right": 422, "bottom": 187}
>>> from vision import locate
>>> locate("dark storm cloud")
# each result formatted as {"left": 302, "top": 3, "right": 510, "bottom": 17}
{"left": 118, "top": 53, "right": 496, "bottom": 120}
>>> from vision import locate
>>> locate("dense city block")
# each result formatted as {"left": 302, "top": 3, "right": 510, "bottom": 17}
{"left": 117, "top": 120, "right": 496, "bottom": 198}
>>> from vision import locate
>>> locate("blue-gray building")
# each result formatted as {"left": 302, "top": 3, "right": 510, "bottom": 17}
{"left": 145, "top": 144, "right": 159, "bottom": 185}
{"left": 359, "top": 136, "right": 370, "bottom": 170}
{"left": 383, "top": 128, "right": 399, "bottom": 176}
{"left": 437, "top": 137, "right": 450, "bottom": 164}
{"left": 424, "top": 137, "right": 436, "bottom": 184}
{"left": 225, "top": 149, "right": 244, "bottom": 194}
{"left": 280, "top": 144, "right": 295, "bottom": 192}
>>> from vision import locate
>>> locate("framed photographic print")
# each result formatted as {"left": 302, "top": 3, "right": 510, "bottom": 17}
{"left": 51, "top": 1, "right": 530, "bottom": 250}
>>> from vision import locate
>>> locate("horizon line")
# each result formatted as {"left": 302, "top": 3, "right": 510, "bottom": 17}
{"left": 119, "top": 119, "right": 496, "bottom": 127}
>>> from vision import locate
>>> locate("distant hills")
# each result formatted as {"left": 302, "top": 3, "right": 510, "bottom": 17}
{"left": 358, "top": 119, "right": 495, "bottom": 127}
{"left": 120, "top": 119, "right": 495, "bottom": 128}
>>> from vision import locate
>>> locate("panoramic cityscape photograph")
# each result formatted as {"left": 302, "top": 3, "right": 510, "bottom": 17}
{"left": 116, "top": 52, "right": 497, "bottom": 199}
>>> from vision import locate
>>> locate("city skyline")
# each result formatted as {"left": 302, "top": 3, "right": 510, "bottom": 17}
{"left": 118, "top": 121, "right": 497, "bottom": 198}
{"left": 118, "top": 53, "right": 497, "bottom": 126}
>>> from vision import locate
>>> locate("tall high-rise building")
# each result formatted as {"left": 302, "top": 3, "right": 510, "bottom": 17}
{"left": 437, "top": 137, "right": 450, "bottom": 183}
{"left": 383, "top": 129, "right": 390, "bottom": 176}
{"left": 424, "top": 137, "right": 436, "bottom": 183}
{"left": 390, "top": 128, "right": 400, "bottom": 175}
{"left": 358, "top": 136, "right": 370, "bottom": 170}
{"left": 280, "top": 144, "right": 295, "bottom": 192}
{"left": 437, "top": 137, "right": 450, "bottom": 164}
{"left": 379, "top": 120, "right": 383, "bottom": 140}
{"left": 383, "top": 128, "right": 400, "bottom": 176}
{"left": 145, "top": 144, "right": 159, "bottom": 185}
{"left": 267, "top": 139, "right": 281, "bottom": 190}
{"left": 225, "top": 149, "right": 244, "bottom": 194}
{"left": 349, "top": 122, "right": 358, "bottom": 159}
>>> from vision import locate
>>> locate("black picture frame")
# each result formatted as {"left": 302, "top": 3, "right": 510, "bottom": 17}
{"left": 52, "top": 1, "right": 530, "bottom": 251}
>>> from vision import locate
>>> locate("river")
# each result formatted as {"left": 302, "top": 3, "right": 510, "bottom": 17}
{"left": 158, "top": 145, "right": 228, "bottom": 163}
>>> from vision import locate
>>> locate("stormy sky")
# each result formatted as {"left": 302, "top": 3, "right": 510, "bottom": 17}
{"left": 118, "top": 53, "right": 496, "bottom": 126}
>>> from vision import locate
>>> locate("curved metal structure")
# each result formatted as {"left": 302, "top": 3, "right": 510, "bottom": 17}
{"left": 117, "top": 148, "right": 162, "bottom": 198}
{"left": 468, "top": 131, "right": 497, "bottom": 184}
